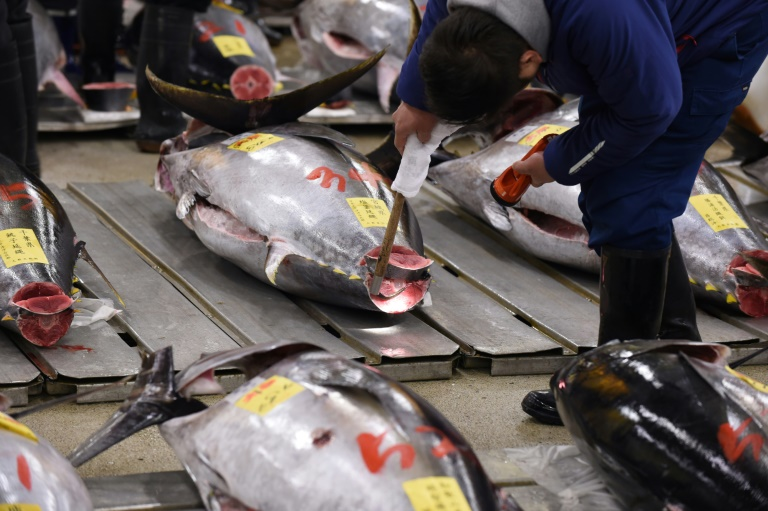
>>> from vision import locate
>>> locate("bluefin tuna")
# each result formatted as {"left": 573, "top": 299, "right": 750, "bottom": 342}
{"left": 68, "top": 342, "right": 521, "bottom": 510}
{"left": 290, "top": 0, "right": 421, "bottom": 112}
{"left": 0, "top": 154, "right": 81, "bottom": 346}
{"left": 148, "top": 50, "right": 432, "bottom": 313}
{"left": 427, "top": 98, "right": 768, "bottom": 317}
{"left": 552, "top": 339, "right": 768, "bottom": 510}
{"left": 0, "top": 396, "right": 93, "bottom": 510}
{"left": 189, "top": 1, "right": 278, "bottom": 100}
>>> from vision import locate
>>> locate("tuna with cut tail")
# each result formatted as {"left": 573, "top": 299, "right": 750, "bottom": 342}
{"left": 69, "top": 342, "right": 521, "bottom": 510}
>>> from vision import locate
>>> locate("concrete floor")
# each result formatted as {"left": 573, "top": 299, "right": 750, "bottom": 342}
{"left": 12, "top": 33, "right": 768, "bottom": 486}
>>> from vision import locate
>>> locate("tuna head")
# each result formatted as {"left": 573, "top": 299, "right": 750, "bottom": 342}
{"left": 0, "top": 155, "right": 81, "bottom": 346}
{"left": 71, "top": 343, "right": 521, "bottom": 510}
{"left": 552, "top": 339, "right": 768, "bottom": 511}
{"left": 428, "top": 99, "right": 600, "bottom": 273}
{"left": 156, "top": 122, "right": 432, "bottom": 314}
{"left": 673, "top": 161, "right": 768, "bottom": 316}
{"left": 290, "top": 0, "right": 420, "bottom": 112}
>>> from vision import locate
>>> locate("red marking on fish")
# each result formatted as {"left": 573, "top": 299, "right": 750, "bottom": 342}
{"left": 349, "top": 164, "right": 385, "bottom": 186}
{"left": 197, "top": 20, "right": 223, "bottom": 43}
{"left": 357, "top": 431, "right": 415, "bottom": 473}
{"left": 0, "top": 183, "right": 39, "bottom": 210}
{"left": 415, "top": 425, "right": 456, "bottom": 458}
{"left": 718, "top": 418, "right": 764, "bottom": 463}
{"left": 235, "top": 19, "right": 246, "bottom": 35}
{"left": 17, "top": 454, "right": 31, "bottom": 490}
{"left": 307, "top": 166, "right": 346, "bottom": 192}
{"left": 240, "top": 378, "right": 276, "bottom": 403}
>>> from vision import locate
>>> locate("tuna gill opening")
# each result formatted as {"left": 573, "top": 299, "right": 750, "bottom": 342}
{"left": 195, "top": 198, "right": 268, "bottom": 242}
{"left": 517, "top": 208, "right": 589, "bottom": 242}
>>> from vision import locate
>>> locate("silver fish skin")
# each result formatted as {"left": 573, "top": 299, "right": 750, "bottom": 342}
{"left": 290, "top": 0, "right": 415, "bottom": 112}
{"left": 0, "top": 411, "right": 93, "bottom": 510}
{"left": 0, "top": 154, "right": 81, "bottom": 346}
{"left": 553, "top": 340, "right": 768, "bottom": 511}
{"left": 156, "top": 122, "right": 432, "bottom": 313}
{"left": 428, "top": 100, "right": 597, "bottom": 272}
{"left": 70, "top": 342, "right": 521, "bottom": 511}
{"left": 190, "top": 3, "right": 278, "bottom": 100}
{"left": 430, "top": 99, "right": 768, "bottom": 316}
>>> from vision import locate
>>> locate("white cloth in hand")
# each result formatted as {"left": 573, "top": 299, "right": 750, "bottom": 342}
{"left": 391, "top": 122, "right": 462, "bottom": 197}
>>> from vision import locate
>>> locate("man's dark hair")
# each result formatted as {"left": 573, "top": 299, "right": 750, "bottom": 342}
{"left": 419, "top": 7, "right": 532, "bottom": 124}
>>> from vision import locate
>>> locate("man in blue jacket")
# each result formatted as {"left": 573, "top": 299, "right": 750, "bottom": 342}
{"left": 394, "top": 0, "right": 768, "bottom": 425}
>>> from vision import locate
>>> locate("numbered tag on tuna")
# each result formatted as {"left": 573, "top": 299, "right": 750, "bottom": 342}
{"left": 0, "top": 413, "right": 37, "bottom": 443}
{"left": 689, "top": 194, "right": 748, "bottom": 232}
{"left": 212, "top": 35, "right": 255, "bottom": 58}
{"left": 402, "top": 477, "right": 472, "bottom": 511}
{"left": 347, "top": 198, "right": 390, "bottom": 228}
{"left": 235, "top": 375, "right": 305, "bottom": 416}
{"left": 512, "top": 124, "right": 570, "bottom": 146}
{"left": 0, "top": 505, "right": 43, "bottom": 511}
{"left": 227, "top": 133, "right": 283, "bottom": 153}
{"left": 0, "top": 229, "right": 49, "bottom": 268}
{"left": 726, "top": 366, "right": 768, "bottom": 394}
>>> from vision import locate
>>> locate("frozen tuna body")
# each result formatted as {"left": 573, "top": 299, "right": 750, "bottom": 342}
{"left": 553, "top": 340, "right": 768, "bottom": 510}
{"left": 0, "top": 154, "right": 81, "bottom": 345}
{"left": 0, "top": 410, "right": 93, "bottom": 510}
{"left": 157, "top": 122, "right": 432, "bottom": 313}
{"left": 69, "top": 342, "right": 521, "bottom": 510}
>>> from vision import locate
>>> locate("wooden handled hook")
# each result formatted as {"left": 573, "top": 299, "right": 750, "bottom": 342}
{"left": 369, "top": 192, "right": 406, "bottom": 296}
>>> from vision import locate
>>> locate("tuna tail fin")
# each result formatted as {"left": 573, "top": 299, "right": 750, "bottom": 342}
{"left": 68, "top": 347, "right": 206, "bottom": 467}
{"left": 406, "top": 0, "right": 421, "bottom": 56}
{"left": 78, "top": 244, "right": 126, "bottom": 307}
{"left": 146, "top": 47, "right": 388, "bottom": 135}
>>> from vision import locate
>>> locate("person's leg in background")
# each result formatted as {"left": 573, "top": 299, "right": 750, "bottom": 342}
{"left": 78, "top": 0, "right": 122, "bottom": 84}
{"left": 0, "top": 0, "right": 40, "bottom": 174}
{"left": 134, "top": 0, "right": 211, "bottom": 153}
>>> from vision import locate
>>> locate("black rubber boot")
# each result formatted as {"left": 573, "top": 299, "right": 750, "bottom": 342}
{"left": 134, "top": 4, "right": 195, "bottom": 153}
{"left": 0, "top": 41, "right": 28, "bottom": 167}
{"left": 78, "top": 0, "right": 122, "bottom": 84}
{"left": 522, "top": 244, "right": 672, "bottom": 426}
{"left": 10, "top": 17, "right": 39, "bottom": 174}
{"left": 521, "top": 389, "right": 562, "bottom": 426}
{"left": 658, "top": 235, "right": 702, "bottom": 342}
{"left": 597, "top": 244, "right": 671, "bottom": 345}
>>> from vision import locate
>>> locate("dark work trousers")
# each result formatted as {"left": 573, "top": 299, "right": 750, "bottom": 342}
{"left": 579, "top": 10, "right": 768, "bottom": 252}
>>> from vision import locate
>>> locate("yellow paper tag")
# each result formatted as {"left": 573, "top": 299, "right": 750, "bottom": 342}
{"left": 0, "top": 505, "right": 43, "bottom": 511}
{"left": 726, "top": 366, "right": 768, "bottom": 394}
{"left": 0, "top": 229, "right": 49, "bottom": 268}
{"left": 0, "top": 413, "right": 38, "bottom": 443}
{"left": 347, "top": 198, "right": 390, "bottom": 228}
{"left": 212, "top": 35, "right": 255, "bottom": 58}
{"left": 235, "top": 375, "right": 305, "bottom": 416}
{"left": 519, "top": 124, "right": 570, "bottom": 146}
{"left": 689, "top": 194, "right": 748, "bottom": 232}
{"left": 227, "top": 133, "right": 283, "bottom": 153}
{"left": 403, "top": 477, "right": 472, "bottom": 511}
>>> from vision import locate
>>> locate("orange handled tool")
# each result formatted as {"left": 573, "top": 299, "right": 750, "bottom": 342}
{"left": 490, "top": 133, "right": 557, "bottom": 207}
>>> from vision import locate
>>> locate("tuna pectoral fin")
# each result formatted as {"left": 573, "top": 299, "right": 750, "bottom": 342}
{"left": 68, "top": 347, "right": 205, "bottom": 467}
{"left": 146, "top": 47, "right": 386, "bottom": 134}
{"left": 78, "top": 244, "right": 125, "bottom": 307}
{"left": 265, "top": 239, "right": 303, "bottom": 285}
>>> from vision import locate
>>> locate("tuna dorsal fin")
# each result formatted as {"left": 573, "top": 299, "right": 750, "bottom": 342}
{"left": 78, "top": 244, "right": 125, "bottom": 307}
{"left": 146, "top": 47, "right": 388, "bottom": 135}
